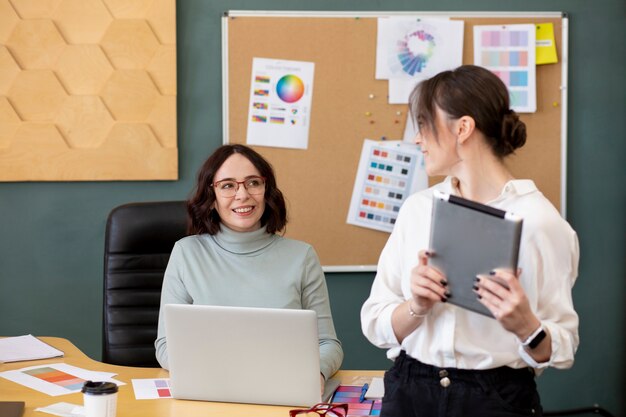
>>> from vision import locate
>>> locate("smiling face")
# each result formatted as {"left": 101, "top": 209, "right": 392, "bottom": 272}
{"left": 212, "top": 153, "right": 266, "bottom": 233}
{"left": 415, "top": 107, "right": 462, "bottom": 177}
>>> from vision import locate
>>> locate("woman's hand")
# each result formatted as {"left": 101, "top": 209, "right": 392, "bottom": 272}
{"left": 473, "top": 269, "right": 540, "bottom": 340}
{"left": 391, "top": 250, "right": 448, "bottom": 343}
{"left": 408, "top": 250, "right": 449, "bottom": 316}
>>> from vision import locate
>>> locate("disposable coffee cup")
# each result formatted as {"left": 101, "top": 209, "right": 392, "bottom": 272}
{"left": 82, "top": 381, "right": 118, "bottom": 417}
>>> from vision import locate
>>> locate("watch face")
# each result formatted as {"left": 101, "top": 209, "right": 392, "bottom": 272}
{"left": 528, "top": 329, "right": 547, "bottom": 349}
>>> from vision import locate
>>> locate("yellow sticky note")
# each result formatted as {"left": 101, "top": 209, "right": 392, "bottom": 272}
{"left": 536, "top": 23, "right": 558, "bottom": 65}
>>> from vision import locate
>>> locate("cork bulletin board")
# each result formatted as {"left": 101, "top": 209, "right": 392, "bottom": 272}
{"left": 223, "top": 11, "right": 567, "bottom": 270}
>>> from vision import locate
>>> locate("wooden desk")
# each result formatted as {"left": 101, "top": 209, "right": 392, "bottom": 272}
{"left": 0, "top": 337, "right": 383, "bottom": 417}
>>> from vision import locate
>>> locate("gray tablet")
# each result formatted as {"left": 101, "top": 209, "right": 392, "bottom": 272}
{"left": 429, "top": 190, "right": 523, "bottom": 318}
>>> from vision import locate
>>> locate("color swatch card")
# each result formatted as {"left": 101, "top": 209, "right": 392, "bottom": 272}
{"left": 347, "top": 140, "right": 426, "bottom": 233}
{"left": 246, "top": 58, "right": 314, "bottom": 150}
{"left": 132, "top": 378, "right": 172, "bottom": 400}
{"left": 473, "top": 24, "right": 537, "bottom": 113}
{"left": 331, "top": 385, "right": 382, "bottom": 416}
{"left": 0, "top": 363, "right": 123, "bottom": 396}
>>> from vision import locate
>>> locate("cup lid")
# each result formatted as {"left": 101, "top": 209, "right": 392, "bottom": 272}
{"left": 81, "top": 381, "right": 118, "bottom": 395}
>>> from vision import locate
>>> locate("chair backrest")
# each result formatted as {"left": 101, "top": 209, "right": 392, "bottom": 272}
{"left": 103, "top": 201, "right": 187, "bottom": 367}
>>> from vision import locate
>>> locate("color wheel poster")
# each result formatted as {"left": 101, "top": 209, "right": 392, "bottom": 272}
{"left": 473, "top": 24, "right": 537, "bottom": 113}
{"left": 347, "top": 140, "right": 426, "bottom": 233}
{"left": 376, "top": 18, "right": 464, "bottom": 104}
{"left": 246, "top": 58, "right": 314, "bottom": 149}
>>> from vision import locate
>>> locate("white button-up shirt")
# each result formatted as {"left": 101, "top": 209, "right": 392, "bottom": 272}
{"left": 361, "top": 177, "right": 579, "bottom": 370}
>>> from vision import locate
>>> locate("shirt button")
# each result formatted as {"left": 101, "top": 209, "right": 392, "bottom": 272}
{"left": 438, "top": 370, "right": 448, "bottom": 378}
{"left": 440, "top": 377, "right": 451, "bottom": 387}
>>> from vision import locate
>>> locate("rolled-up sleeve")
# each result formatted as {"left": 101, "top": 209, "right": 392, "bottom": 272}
{"left": 360, "top": 201, "right": 414, "bottom": 350}
{"left": 521, "top": 226, "right": 580, "bottom": 369}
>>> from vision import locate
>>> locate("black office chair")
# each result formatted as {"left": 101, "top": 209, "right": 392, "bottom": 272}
{"left": 102, "top": 201, "right": 187, "bottom": 367}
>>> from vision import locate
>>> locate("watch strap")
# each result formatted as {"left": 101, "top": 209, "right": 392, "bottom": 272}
{"left": 521, "top": 326, "right": 546, "bottom": 349}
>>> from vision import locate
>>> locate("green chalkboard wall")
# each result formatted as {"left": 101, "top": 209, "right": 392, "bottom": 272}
{"left": 0, "top": 1, "right": 623, "bottom": 415}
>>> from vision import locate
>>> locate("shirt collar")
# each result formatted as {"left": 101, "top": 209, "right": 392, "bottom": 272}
{"left": 440, "top": 176, "right": 538, "bottom": 201}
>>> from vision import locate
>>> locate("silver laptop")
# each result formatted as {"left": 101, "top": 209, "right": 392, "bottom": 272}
{"left": 429, "top": 190, "right": 523, "bottom": 318}
{"left": 164, "top": 304, "right": 323, "bottom": 407}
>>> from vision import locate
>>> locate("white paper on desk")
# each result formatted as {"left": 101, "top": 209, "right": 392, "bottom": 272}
{"left": 131, "top": 378, "right": 172, "bottom": 399}
{"left": 0, "top": 363, "right": 124, "bottom": 396}
{"left": 35, "top": 402, "right": 84, "bottom": 417}
{"left": 0, "top": 335, "right": 64, "bottom": 362}
{"left": 364, "top": 377, "right": 385, "bottom": 399}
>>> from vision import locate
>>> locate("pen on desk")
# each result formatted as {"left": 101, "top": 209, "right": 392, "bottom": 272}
{"left": 359, "top": 383, "right": 369, "bottom": 403}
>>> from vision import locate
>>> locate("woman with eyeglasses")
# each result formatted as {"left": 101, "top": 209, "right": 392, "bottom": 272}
{"left": 361, "top": 65, "right": 579, "bottom": 416}
{"left": 155, "top": 144, "right": 343, "bottom": 390}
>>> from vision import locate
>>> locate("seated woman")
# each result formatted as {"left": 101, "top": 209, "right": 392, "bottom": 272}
{"left": 155, "top": 144, "right": 343, "bottom": 388}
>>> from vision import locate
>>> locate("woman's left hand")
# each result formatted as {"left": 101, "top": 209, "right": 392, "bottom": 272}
{"left": 473, "top": 269, "right": 540, "bottom": 340}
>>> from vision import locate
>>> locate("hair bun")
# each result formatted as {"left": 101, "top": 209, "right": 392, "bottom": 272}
{"left": 500, "top": 110, "right": 527, "bottom": 155}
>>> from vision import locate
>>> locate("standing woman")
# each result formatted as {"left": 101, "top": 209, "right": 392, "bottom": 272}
{"left": 155, "top": 144, "right": 343, "bottom": 388}
{"left": 361, "top": 65, "right": 579, "bottom": 416}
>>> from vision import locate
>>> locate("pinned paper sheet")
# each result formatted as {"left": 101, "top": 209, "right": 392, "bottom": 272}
{"left": 376, "top": 17, "right": 464, "bottom": 104}
{"left": 347, "top": 140, "right": 426, "bottom": 233}
{"left": 246, "top": 58, "right": 314, "bottom": 150}
{"left": 536, "top": 23, "right": 558, "bottom": 65}
{"left": 474, "top": 24, "right": 537, "bottom": 113}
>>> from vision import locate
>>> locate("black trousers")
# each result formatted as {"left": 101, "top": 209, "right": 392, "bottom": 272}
{"left": 381, "top": 351, "right": 542, "bottom": 417}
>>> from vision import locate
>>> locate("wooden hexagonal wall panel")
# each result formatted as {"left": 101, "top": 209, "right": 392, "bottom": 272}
{"left": 0, "top": 0, "right": 176, "bottom": 181}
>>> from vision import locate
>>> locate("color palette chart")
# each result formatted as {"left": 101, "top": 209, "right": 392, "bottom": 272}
{"left": 473, "top": 24, "right": 536, "bottom": 113}
{"left": 331, "top": 385, "right": 382, "bottom": 416}
{"left": 131, "top": 378, "right": 172, "bottom": 400}
{"left": 348, "top": 140, "right": 422, "bottom": 233}
{"left": 23, "top": 366, "right": 85, "bottom": 392}
{"left": 246, "top": 58, "right": 314, "bottom": 150}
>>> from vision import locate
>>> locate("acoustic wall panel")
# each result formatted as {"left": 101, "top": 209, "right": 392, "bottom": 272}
{"left": 0, "top": 0, "right": 177, "bottom": 181}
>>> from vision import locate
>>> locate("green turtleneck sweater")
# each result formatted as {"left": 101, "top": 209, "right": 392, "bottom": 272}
{"left": 155, "top": 226, "right": 343, "bottom": 379}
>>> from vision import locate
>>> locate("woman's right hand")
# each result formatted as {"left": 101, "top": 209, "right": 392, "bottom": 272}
{"left": 409, "top": 250, "right": 449, "bottom": 315}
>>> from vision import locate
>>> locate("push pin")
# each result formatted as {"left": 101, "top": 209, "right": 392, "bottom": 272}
{"left": 369, "top": 120, "right": 375, "bottom": 124}
{"left": 394, "top": 120, "right": 400, "bottom": 124}
{"left": 553, "top": 101, "right": 559, "bottom": 107}
{"left": 381, "top": 136, "right": 387, "bottom": 141}
{"left": 365, "top": 111, "right": 372, "bottom": 117}
{"left": 368, "top": 93, "right": 375, "bottom": 99}
{"left": 396, "top": 111, "right": 402, "bottom": 116}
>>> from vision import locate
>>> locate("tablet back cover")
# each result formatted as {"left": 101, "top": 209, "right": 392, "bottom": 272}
{"left": 429, "top": 193, "right": 522, "bottom": 318}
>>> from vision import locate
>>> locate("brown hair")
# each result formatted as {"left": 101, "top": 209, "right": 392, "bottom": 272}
{"left": 409, "top": 65, "right": 526, "bottom": 157}
{"left": 187, "top": 144, "right": 287, "bottom": 235}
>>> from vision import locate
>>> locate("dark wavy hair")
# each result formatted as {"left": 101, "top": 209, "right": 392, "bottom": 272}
{"left": 187, "top": 144, "right": 287, "bottom": 235}
{"left": 409, "top": 65, "right": 526, "bottom": 158}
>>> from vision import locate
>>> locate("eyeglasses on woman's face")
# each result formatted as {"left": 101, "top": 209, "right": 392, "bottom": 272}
{"left": 211, "top": 176, "right": 266, "bottom": 198}
{"left": 288, "top": 403, "right": 348, "bottom": 417}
